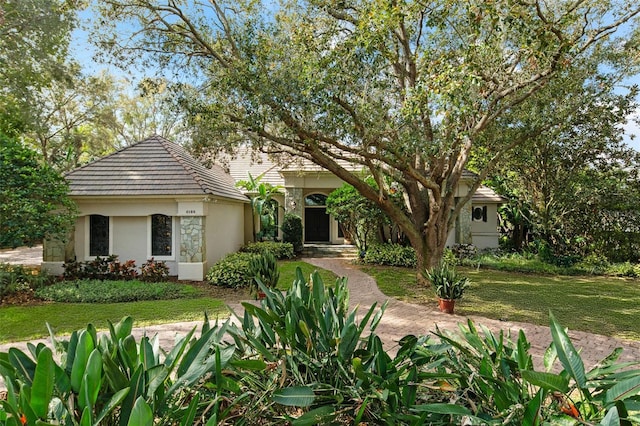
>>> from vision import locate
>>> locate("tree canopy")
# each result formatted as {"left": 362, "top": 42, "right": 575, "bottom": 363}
{"left": 92, "top": 0, "right": 640, "bottom": 270}
{"left": 0, "top": 133, "right": 77, "bottom": 248}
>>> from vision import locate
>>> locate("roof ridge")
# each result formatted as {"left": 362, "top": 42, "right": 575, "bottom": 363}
{"left": 158, "top": 137, "right": 212, "bottom": 193}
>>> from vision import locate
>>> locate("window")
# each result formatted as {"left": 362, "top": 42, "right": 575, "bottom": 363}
{"left": 151, "top": 214, "right": 173, "bottom": 256}
{"left": 304, "top": 193, "right": 327, "bottom": 206}
{"left": 89, "top": 215, "right": 109, "bottom": 256}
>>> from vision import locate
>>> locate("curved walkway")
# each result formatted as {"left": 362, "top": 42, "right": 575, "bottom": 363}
{"left": 1, "top": 257, "right": 639, "bottom": 372}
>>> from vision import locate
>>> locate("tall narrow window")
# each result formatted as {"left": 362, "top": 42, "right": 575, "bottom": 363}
{"left": 89, "top": 215, "right": 109, "bottom": 256}
{"left": 151, "top": 214, "right": 172, "bottom": 256}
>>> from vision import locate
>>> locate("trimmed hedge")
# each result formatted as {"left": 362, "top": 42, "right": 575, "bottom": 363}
{"left": 363, "top": 243, "right": 417, "bottom": 268}
{"left": 206, "top": 252, "right": 257, "bottom": 288}
{"left": 240, "top": 241, "right": 295, "bottom": 259}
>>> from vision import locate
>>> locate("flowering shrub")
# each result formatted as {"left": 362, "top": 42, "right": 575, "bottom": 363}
{"left": 140, "top": 257, "right": 170, "bottom": 282}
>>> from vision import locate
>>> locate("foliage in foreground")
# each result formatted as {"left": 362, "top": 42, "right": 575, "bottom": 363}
{"left": 2, "top": 271, "right": 639, "bottom": 425}
{"left": 34, "top": 280, "right": 197, "bottom": 303}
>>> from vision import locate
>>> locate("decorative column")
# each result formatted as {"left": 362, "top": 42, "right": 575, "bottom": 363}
{"left": 285, "top": 187, "right": 304, "bottom": 217}
{"left": 42, "top": 231, "right": 74, "bottom": 275}
{"left": 179, "top": 215, "right": 207, "bottom": 281}
{"left": 455, "top": 198, "right": 473, "bottom": 245}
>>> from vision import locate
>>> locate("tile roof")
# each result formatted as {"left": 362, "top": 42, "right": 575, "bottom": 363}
{"left": 66, "top": 135, "right": 248, "bottom": 202}
{"left": 472, "top": 185, "right": 507, "bottom": 203}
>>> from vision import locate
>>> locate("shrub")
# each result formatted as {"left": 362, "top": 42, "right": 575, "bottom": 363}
{"left": 0, "top": 263, "right": 53, "bottom": 301}
{"left": 282, "top": 213, "right": 303, "bottom": 253}
{"left": 206, "top": 251, "right": 257, "bottom": 288}
{"left": 35, "top": 279, "right": 197, "bottom": 303}
{"left": 249, "top": 251, "right": 280, "bottom": 290}
{"left": 63, "top": 255, "right": 139, "bottom": 280}
{"left": 363, "top": 243, "right": 417, "bottom": 267}
{"left": 451, "top": 243, "right": 477, "bottom": 260}
{"left": 424, "top": 263, "right": 469, "bottom": 300}
{"left": 140, "top": 257, "right": 170, "bottom": 282}
{"left": 240, "top": 240, "right": 294, "bottom": 259}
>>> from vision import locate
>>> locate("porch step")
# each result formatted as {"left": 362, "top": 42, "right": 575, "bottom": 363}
{"left": 301, "top": 244, "right": 359, "bottom": 259}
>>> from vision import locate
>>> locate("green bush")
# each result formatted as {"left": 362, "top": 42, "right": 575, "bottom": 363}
{"left": 241, "top": 240, "right": 295, "bottom": 259}
{"left": 35, "top": 279, "right": 197, "bottom": 303}
{"left": 363, "top": 243, "right": 417, "bottom": 267}
{"left": 249, "top": 251, "right": 280, "bottom": 290}
{"left": 206, "top": 251, "right": 257, "bottom": 288}
{"left": 0, "top": 263, "right": 53, "bottom": 300}
{"left": 282, "top": 213, "right": 303, "bottom": 253}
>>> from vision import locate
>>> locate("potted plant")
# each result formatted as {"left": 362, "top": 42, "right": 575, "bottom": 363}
{"left": 424, "top": 262, "right": 470, "bottom": 314}
{"left": 249, "top": 252, "right": 280, "bottom": 299}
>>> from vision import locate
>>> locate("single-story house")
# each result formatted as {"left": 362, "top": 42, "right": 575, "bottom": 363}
{"left": 42, "top": 135, "right": 248, "bottom": 281}
{"left": 223, "top": 150, "right": 504, "bottom": 249}
{"left": 42, "top": 136, "right": 503, "bottom": 280}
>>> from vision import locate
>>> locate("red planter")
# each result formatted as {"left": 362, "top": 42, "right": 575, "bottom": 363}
{"left": 256, "top": 291, "right": 267, "bottom": 300}
{"left": 438, "top": 298, "right": 456, "bottom": 314}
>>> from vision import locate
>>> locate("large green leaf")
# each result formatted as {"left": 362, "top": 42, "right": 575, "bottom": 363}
{"left": 94, "top": 388, "right": 130, "bottom": 425}
{"left": 522, "top": 388, "right": 544, "bottom": 426}
{"left": 30, "top": 347, "right": 55, "bottom": 419}
{"left": 180, "top": 392, "right": 201, "bottom": 426}
{"left": 71, "top": 330, "right": 94, "bottom": 393}
{"left": 8, "top": 348, "right": 36, "bottom": 385}
{"left": 599, "top": 406, "right": 620, "bottom": 426}
{"left": 549, "top": 311, "right": 586, "bottom": 389}
{"left": 272, "top": 386, "right": 315, "bottom": 407}
{"left": 521, "top": 370, "right": 569, "bottom": 393}
{"left": 127, "top": 397, "right": 153, "bottom": 426}
{"left": 78, "top": 349, "right": 103, "bottom": 412}
{"left": 605, "top": 375, "right": 640, "bottom": 404}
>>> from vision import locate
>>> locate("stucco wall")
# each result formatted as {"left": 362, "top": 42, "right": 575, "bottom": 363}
{"left": 471, "top": 203, "right": 500, "bottom": 249}
{"left": 206, "top": 201, "right": 245, "bottom": 265}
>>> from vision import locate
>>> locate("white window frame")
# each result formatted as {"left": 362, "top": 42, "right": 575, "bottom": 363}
{"left": 84, "top": 215, "right": 113, "bottom": 260}
{"left": 147, "top": 215, "right": 175, "bottom": 261}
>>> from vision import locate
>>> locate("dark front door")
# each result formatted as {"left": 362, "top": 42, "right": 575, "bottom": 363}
{"left": 305, "top": 208, "right": 330, "bottom": 241}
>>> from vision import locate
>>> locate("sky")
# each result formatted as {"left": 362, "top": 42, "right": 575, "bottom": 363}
{"left": 69, "top": 4, "right": 640, "bottom": 151}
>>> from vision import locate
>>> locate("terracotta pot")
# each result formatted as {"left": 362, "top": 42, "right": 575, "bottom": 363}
{"left": 256, "top": 291, "right": 267, "bottom": 300}
{"left": 438, "top": 298, "right": 456, "bottom": 314}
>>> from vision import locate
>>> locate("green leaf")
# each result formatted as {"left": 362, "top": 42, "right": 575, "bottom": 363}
{"left": 522, "top": 388, "right": 544, "bottom": 426}
{"left": 600, "top": 406, "right": 620, "bottom": 426}
{"left": 549, "top": 311, "right": 586, "bottom": 388}
{"left": 127, "top": 397, "right": 153, "bottom": 426}
{"left": 179, "top": 392, "right": 200, "bottom": 426}
{"left": 30, "top": 347, "right": 55, "bottom": 419}
{"left": 411, "top": 403, "right": 472, "bottom": 415}
{"left": 521, "top": 370, "right": 569, "bottom": 393}
{"left": 8, "top": 348, "right": 36, "bottom": 385}
{"left": 94, "top": 388, "right": 130, "bottom": 425}
{"left": 272, "top": 386, "right": 315, "bottom": 407}
{"left": 291, "top": 405, "right": 336, "bottom": 425}
{"left": 71, "top": 330, "right": 94, "bottom": 393}
{"left": 605, "top": 375, "right": 640, "bottom": 403}
{"left": 78, "top": 349, "right": 103, "bottom": 411}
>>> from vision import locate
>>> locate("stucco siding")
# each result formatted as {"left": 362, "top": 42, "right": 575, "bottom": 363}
{"left": 206, "top": 202, "right": 245, "bottom": 265}
{"left": 471, "top": 203, "right": 500, "bottom": 249}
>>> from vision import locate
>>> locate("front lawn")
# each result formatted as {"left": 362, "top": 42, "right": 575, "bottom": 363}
{"left": 0, "top": 260, "right": 334, "bottom": 343}
{"left": 360, "top": 265, "right": 640, "bottom": 341}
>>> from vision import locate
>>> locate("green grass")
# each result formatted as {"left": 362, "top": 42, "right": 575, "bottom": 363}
{"left": 0, "top": 260, "right": 335, "bottom": 343}
{"left": 277, "top": 260, "right": 338, "bottom": 289}
{"left": 361, "top": 265, "right": 640, "bottom": 341}
{"left": 0, "top": 298, "right": 228, "bottom": 343}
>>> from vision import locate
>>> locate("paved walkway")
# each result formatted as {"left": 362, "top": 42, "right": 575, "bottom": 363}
{"left": 1, "top": 254, "right": 639, "bottom": 377}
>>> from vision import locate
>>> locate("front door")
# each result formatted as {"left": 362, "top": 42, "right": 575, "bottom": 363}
{"left": 305, "top": 207, "right": 330, "bottom": 241}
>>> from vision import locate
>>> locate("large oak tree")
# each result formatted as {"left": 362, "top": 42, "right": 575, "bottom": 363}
{"left": 96, "top": 0, "right": 640, "bottom": 271}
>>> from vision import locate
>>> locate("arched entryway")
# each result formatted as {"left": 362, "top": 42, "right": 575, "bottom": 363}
{"left": 304, "top": 193, "right": 330, "bottom": 242}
